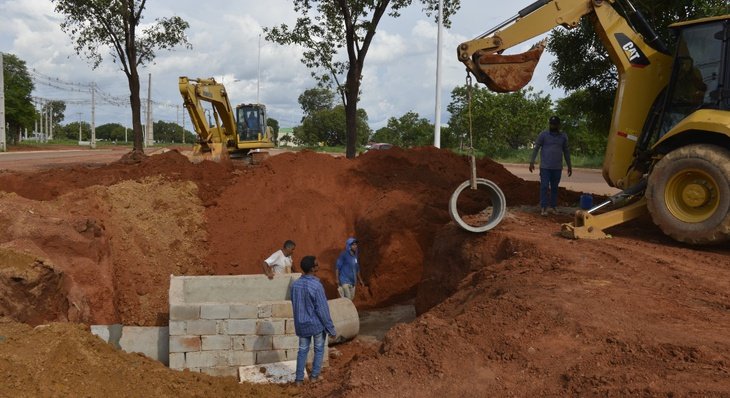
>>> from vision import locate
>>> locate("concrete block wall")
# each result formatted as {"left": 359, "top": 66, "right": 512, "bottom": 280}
{"left": 169, "top": 274, "right": 328, "bottom": 377}
{"left": 91, "top": 325, "right": 169, "bottom": 365}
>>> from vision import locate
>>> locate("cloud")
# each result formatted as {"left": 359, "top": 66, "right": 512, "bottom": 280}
{"left": 1, "top": 0, "right": 564, "bottom": 132}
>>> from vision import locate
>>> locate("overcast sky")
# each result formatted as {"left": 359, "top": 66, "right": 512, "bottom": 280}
{"left": 0, "top": 0, "right": 563, "bottom": 131}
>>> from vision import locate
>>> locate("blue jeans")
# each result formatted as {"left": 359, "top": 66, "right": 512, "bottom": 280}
{"left": 540, "top": 168, "right": 562, "bottom": 208}
{"left": 296, "top": 331, "right": 325, "bottom": 382}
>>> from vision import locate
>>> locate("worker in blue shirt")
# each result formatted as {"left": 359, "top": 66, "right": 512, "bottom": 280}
{"left": 335, "top": 237, "right": 366, "bottom": 300}
{"left": 290, "top": 255, "right": 337, "bottom": 385}
{"left": 529, "top": 115, "right": 572, "bottom": 216}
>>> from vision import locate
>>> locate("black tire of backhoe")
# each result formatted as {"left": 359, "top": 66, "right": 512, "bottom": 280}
{"left": 646, "top": 144, "right": 730, "bottom": 245}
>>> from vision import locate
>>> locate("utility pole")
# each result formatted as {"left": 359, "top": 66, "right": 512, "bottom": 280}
{"left": 257, "top": 33, "right": 261, "bottom": 105}
{"left": 33, "top": 99, "right": 38, "bottom": 137}
{"left": 182, "top": 105, "right": 186, "bottom": 144}
{"left": 48, "top": 103, "right": 53, "bottom": 140}
{"left": 0, "top": 53, "right": 5, "bottom": 152}
{"left": 91, "top": 82, "right": 96, "bottom": 149}
{"left": 39, "top": 100, "right": 43, "bottom": 141}
{"left": 146, "top": 73, "right": 153, "bottom": 148}
{"left": 77, "top": 112, "right": 83, "bottom": 143}
{"left": 433, "top": 0, "right": 443, "bottom": 149}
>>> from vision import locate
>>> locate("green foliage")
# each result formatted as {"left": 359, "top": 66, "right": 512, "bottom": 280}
{"left": 41, "top": 100, "right": 67, "bottom": 128}
{"left": 152, "top": 121, "right": 195, "bottom": 143}
{"left": 96, "top": 123, "right": 127, "bottom": 141}
{"left": 267, "top": 117, "right": 280, "bottom": 143}
{"left": 52, "top": 0, "right": 191, "bottom": 152}
{"left": 294, "top": 105, "right": 371, "bottom": 147}
{"left": 60, "top": 121, "right": 91, "bottom": 140}
{"left": 446, "top": 85, "right": 553, "bottom": 157}
{"left": 264, "top": 0, "right": 460, "bottom": 158}
{"left": 372, "top": 111, "right": 434, "bottom": 147}
{"left": 553, "top": 90, "right": 610, "bottom": 157}
{"left": 2, "top": 53, "right": 36, "bottom": 145}
{"left": 298, "top": 88, "right": 335, "bottom": 120}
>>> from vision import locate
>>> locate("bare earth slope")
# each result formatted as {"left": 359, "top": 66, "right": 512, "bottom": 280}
{"left": 0, "top": 148, "right": 727, "bottom": 397}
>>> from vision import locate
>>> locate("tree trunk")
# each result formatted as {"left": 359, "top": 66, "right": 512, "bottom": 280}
{"left": 129, "top": 67, "right": 143, "bottom": 154}
{"left": 345, "top": 68, "right": 360, "bottom": 159}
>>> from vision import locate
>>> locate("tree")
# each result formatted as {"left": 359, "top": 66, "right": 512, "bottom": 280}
{"left": 553, "top": 89, "right": 609, "bottom": 157}
{"left": 41, "top": 100, "right": 67, "bottom": 136}
{"left": 52, "top": 0, "right": 191, "bottom": 158}
{"left": 151, "top": 120, "right": 194, "bottom": 143}
{"left": 60, "top": 121, "right": 91, "bottom": 141}
{"left": 372, "top": 111, "right": 433, "bottom": 147}
{"left": 267, "top": 117, "right": 280, "bottom": 143}
{"left": 96, "top": 123, "right": 127, "bottom": 141}
{"left": 547, "top": 0, "right": 729, "bottom": 135}
{"left": 446, "top": 85, "right": 552, "bottom": 156}
{"left": 2, "top": 53, "right": 35, "bottom": 145}
{"left": 298, "top": 87, "right": 335, "bottom": 120}
{"left": 294, "top": 105, "right": 371, "bottom": 147}
{"left": 265, "top": 0, "right": 460, "bottom": 159}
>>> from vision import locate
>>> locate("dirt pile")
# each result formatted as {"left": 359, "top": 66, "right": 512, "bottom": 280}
{"left": 0, "top": 147, "right": 727, "bottom": 397}
{"left": 0, "top": 147, "right": 551, "bottom": 324}
{"left": 0, "top": 151, "right": 234, "bottom": 324}
{"left": 305, "top": 216, "right": 730, "bottom": 397}
{"left": 205, "top": 147, "right": 571, "bottom": 308}
{"left": 0, "top": 321, "right": 296, "bottom": 397}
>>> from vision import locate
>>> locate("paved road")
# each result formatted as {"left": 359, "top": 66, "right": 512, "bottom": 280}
{"left": 0, "top": 149, "right": 621, "bottom": 196}
{"left": 501, "top": 163, "right": 621, "bottom": 196}
{"left": 0, "top": 147, "right": 145, "bottom": 172}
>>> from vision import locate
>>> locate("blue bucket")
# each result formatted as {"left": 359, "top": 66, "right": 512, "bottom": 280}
{"left": 580, "top": 193, "right": 593, "bottom": 210}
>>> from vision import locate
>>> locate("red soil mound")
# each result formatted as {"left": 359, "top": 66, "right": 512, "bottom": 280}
{"left": 205, "top": 147, "right": 577, "bottom": 308}
{"left": 0, "top": 147, "right": 728, "bottom": 397}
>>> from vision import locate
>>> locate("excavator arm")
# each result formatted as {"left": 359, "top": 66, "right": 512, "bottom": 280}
{"left": 457, "top": 0, "right": 676, "bottom": 239}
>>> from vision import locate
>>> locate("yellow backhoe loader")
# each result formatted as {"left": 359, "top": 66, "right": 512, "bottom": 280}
{"left": 179, "top": 76, "right": 274, "bottom": 161}
{"left": 457, "top": 0, "right": 730, "bottom": 245}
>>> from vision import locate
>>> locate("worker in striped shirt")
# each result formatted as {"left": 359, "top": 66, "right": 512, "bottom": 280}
{"left": 290, "top": 255, "right": 337, "bottom": 385}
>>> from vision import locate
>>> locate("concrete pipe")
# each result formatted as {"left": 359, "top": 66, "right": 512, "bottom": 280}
{"left": 449, "top": 178, "right": 507, "bottom": 233}
{"left": 327, "top": 298, "right": 359, "bottom": 344}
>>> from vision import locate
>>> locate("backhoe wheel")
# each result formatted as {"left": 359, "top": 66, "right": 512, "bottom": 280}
{"left": 646, "top": 144, "right": 730, "bottom": 245}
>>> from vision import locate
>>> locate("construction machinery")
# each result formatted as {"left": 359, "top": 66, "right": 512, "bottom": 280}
{"left": 457, "top": 0, "right": 730, "bottom": 244}
{"left": 179, "top": 76, "right": 274, "bottom": 161}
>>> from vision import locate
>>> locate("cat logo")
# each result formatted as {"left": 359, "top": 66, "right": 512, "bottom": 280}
{"left": 614, "top": 33, "right": 650, "bottom": 67}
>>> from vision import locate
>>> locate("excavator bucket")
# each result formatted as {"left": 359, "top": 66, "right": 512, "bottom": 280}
{"left": 474, "top": 40, "right": 546, "bottom": 93}
{"left": 188, "top": 142, "right": 228, "bottom": 163}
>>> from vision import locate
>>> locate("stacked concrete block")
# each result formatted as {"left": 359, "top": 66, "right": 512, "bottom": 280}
{"left": 168, "top": 274, "right": 319, "bottom": 377}
{"left": 168, "top": 274, "right": 360, "bottom": 379}
{"left": 91, "top": 325, "right": 170, "bottom": 365}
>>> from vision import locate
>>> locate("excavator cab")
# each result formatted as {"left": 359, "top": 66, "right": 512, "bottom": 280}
{"left": 236, "top": 104, "right": 268, "bottom": 142}
{"left": 654, "top": 18, "right": 728, "bottom": 139}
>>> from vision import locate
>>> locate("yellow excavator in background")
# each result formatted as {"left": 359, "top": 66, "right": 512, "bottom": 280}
{"left": 457, "top": 0, "right": 730, "bottom": 244}
{"left": 179, "top": 76, "right": 274, "bottom": 161}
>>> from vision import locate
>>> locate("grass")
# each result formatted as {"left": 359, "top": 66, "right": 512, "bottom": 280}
{"left": 477, "top": 148, "right": 604, "bottom": 169}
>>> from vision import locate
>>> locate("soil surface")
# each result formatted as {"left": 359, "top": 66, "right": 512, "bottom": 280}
{"left": 0, "top": 147, "right": 727, "bottom": 397}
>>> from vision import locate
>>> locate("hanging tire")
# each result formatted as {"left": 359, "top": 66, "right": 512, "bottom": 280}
{"left": 646, "top": 144, "right": 730, "bottom": 245}
{"left": 449, "top": 178, "right": 506, "bottom": 233}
